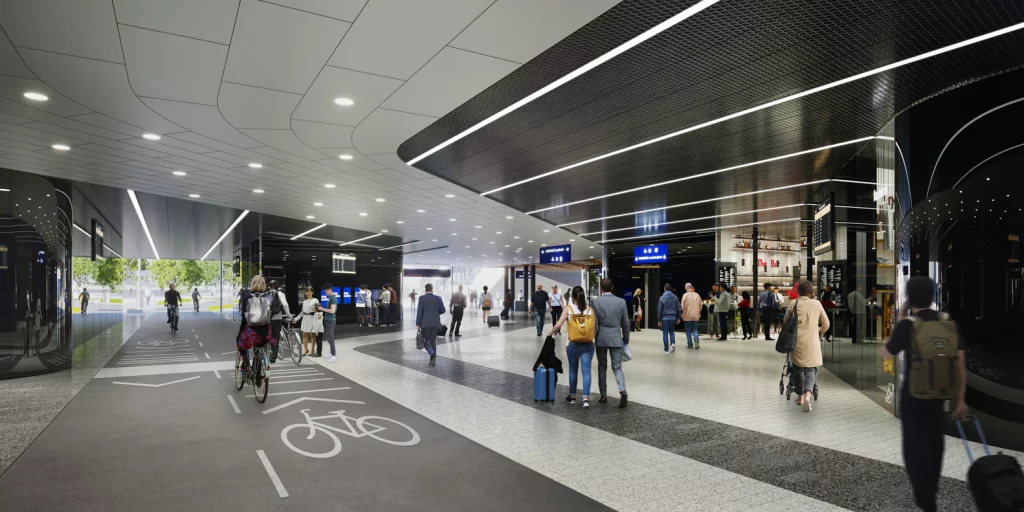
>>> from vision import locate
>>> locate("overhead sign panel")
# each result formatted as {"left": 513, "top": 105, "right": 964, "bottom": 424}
{"left": 633, "top": 244, "right": 667, "bottom": 264}
{"left": 539, "top": 244, "right": 571, "bottom": 264}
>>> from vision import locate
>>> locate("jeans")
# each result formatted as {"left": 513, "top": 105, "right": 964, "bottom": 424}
{"left": 357, "top": 307, "right": 367, "bottom": 325}
{"left": 718, "top": 312, "right": 730, "bottom": 339}
{"left": 740, "top": 309, "right": 753, "bottom": 337}
{"left": 709, "top": 310, "right": 719, "bottom": 335}
{"left": 596, "top": 346, "right": 626, "bottom": 396}
{"left": 322, "top": 319, "right": 336, "bottom": 356}
{"left": 566, "top": 342, "right": 594, "bottom": 398}
{"left": 421, "top": 326, "right": 438, "bottom": 357}
{"left": 269, "top": 319, "right": 282, "bottom": 362}
{"left": 550, "top": 307, "right": 563, "bottom": 330}
{"left": 683, "top": 320, "right": 698, "bottom": 347}
{"left": 451, "top": 306, "right": 464, "bottom": 335}
{"left": 534, "top": 309, "right": 546, "bottom": 335}
{"left": 792, "top": 365, "right": 817, "bottom": 394}
{"left": 381, "top": 305, "right": 391, "bottom": 325}
{"left": 167, "top": 306, "right": 178, "bottom": 330}
{"left": 660, "top": 317, "right": 676, "bottom": 351}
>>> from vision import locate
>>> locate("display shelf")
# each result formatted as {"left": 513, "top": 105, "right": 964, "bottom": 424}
{"left": 731, "top": 236, "right": 805, "bottom": 245}
{"left": 728, "top": 247, "right": 802, "bottom": 253}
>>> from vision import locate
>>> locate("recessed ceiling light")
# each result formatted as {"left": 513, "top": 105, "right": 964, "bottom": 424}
{"left": 505, "top": 216, "right": 514, "bottom": 219}
{"left": 528, "top": 240, "right": 534, "bottom": 243}
{"left": 426, "top": 227, "right": 433, "bottom": 231}
{"left": 23, "top": 92, "right": 48, "bottom": 101}
{"left": 172, "top": 171, "right": 187, "bottom": 176}
{"left": 589, "top": 246, "right": 595, "bottom": 249}
{"left": 334, "top": 97, "right": 354, "bottom": 106}
{"left": 253, "top": 189, "right": 264, "bottom": 194}
{"left": 52, "top": 144, "right": 70, "bottom": 151}
{"left": 375, "top": 198, "right": 385, "bottom": 202}
{"left": 313, "top": 202, "right": 323, "bottom": 206}
{"left": 569, "top": 239, "right": 576, "bottom": 242}
{"left": 445, "top": 194, "right": 455, "bottom": 198}
{"left": 472, "top": 237, "right": 478, "bottom": 240}
{"left": 514, "top": 236, "right": 520, "bottom": 239}
{"left": 432, "top": 239, "right": 438, "bottom": 242}
{"left": 416, "top": 209, "right": 425, "bottom": 213}
{"left": 381, "top": 229, "right": 389, "bottom": 233}
{"left": 339, "top": 154, "right": 354, "bottom": 160}
{"left": 142, "top": 133, "right": 161, "bottom": 141}
{"left": 396, "top": 220, "right": 404, "bottom": 224}
{"left": 189, "top": 194, "right": 200, "bottom": 198}
{"left": 451, "top": 233, "right": 457, "bottom": 236}
{"left": 306, "top": 215, "right": 314, "bottom": 219}
{"left": 490, "top": 241, "right": 495, "bottom": 244}
{"left": 495, "top": 231, "right": 502, "bottom": 234}
{"left": 248, "top": 163, "right": 262, "bottom": 169}
{"left": 465, "top": 245, "right": 470, "bottom": 248}
{"left": 324, "top": 183, "right": 336, "bottom": 189}
{"left": 358, "top": 212, "right": 367, "bottom": 216}
{"left": 543, "top": 229, "right": 550, "bottom": 233}
{"left": 449, "top": 218, "right": 456, "bottom": 222}
{"left": 475, "top": 225, "right": 482, "bottom": 228}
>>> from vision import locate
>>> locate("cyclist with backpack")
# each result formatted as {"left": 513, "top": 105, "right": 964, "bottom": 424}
{"left": 236, "top": 276, "right": 279, "bottom": 371}
{"left": 548, "top": 286, "right": 594, "bottom": 408}
{"left": 882, "top": 276, "right": 967, "bottom": 512}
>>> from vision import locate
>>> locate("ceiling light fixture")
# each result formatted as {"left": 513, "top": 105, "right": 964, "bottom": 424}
{"left": 306, "top": 215, "right": 315, "bottom": 219}
{"left": 416, "top": 209, "right": 425, "bottom": 213}
{"left": 201, "top": 210, "right": 250, "bottom": 260}
{"left": 340, "top": 154, "right": 354, "bottom": 160}
{"left": 290, "top": 223, "right": 327, "bottom": 241}
{"left": 23, "top": 92, "right": 48, "bottom": 101}
{"left": 142, "top": 133, "right": 161, "bottom": 141}
{"left": 445, "top": 194, "right": 455, "bottom": 198}
{"left": 396, "top": 220, "right": 404, "bottom": 224}
{"left": 602, "top": 218, "right": 802, "bottom": 243}
{"left": 253, "top": 189, "right": 264, "bottom": 194}
{"left": 405, "top": 0, "right": 720, "bottom": 166}
{"left": 324, "top": 183, "right": 336, "bottom": 189}
{"left": 127, "top": 190, "right": 160, "bottom": 260}
{"left": 338, "top": 233, "right": 382, "bottom": 247}
{"left": 189, "top": 194, "right": 200, "bottom": 198}
{"left": 172, "top": 171, "right": 187, "bottom": 176}
{"left": 52, "top": 144, "right": 70, "bottom": 151}
{"left": 578, "top": 204, "right": 804, "bottom": 236}
{"left": 479, "top": 22, "right": 1024, "bottom": 196}
{"left": 334, "top": 97, "right": 354, "bottom": 106}
{"left": 375, "top": 198, "right": 386, "bottom": 202}
{"left": 314, "top": 202, "right": 323, "bottom": 206}
{"left": 248, "top": 163, "right": 263, "bottom": 169}
{"left": 358, "top": 212, "right": 368, "bottom": 216}
{"left": 449, "top": 218, "right": 456, "bottom": 222}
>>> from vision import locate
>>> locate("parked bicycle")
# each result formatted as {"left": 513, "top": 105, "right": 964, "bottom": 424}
{"left": 234, "top": 342, "right": 270, "bottom": 403}
{"left": 281, "top": 408, "right": 420, "bottom": 458}
{"left": 279, "top": 316, "right": 303, "bottom": 365}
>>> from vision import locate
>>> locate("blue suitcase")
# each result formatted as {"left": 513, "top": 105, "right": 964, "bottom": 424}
{"left": 533, "top": 367, "right": 556, "bottom": 402}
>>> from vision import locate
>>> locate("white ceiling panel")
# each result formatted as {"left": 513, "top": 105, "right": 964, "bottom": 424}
{"left": 0, "top": 76, "right": 93, "bottom": 117}
{"left": 352, "top": 108, "right": 437, "bottom": 156}
{"left": 382, "top": 47, "right": 518, "bottom": 118}
{"left": 120, "top": 135, "right": 218, "bottom": 156}
{"left": 223, "top": 1, "right": 350, "bottom": 94}
{"left": 67, "top": 113, "right": 150, "bottom": 139}
{"left": 0, "top": 113, "right": 34, "bottom": 125}
{"left": 291, "top": 119, "right": 353, "bottom": 149}
{"left": 240, "top": 129, "right": 327, "bottom": 161}
{"left": 292, "top": 66, "right": 403, "bottom": 126}
{"left": 24, "top": 118, "right": 135, "bottom": 142}
{"left": 119, "top": 25, "right": 228, "bottom": 105}
{"left": 142, "top": 97, "right": 263, "bottom": 148}
{"left": 0, "top": 29, "right": 34, "bottom": 79}
{"left": 328, "top": 0, "right": 493, "bottom": 80}
{"left": 314, "top": 149, "right": 385, "bottom": 171}
{"left": 167, "top": 132, "right": 268, "bottom": 157}
{"left": 112, "top": 0, "right": 239, "bottom": 45}
{"left": 0, "top": 0, "right": 124, "bottom": 63}
{"left": 450, "top": 0, "right": 619, "bottom": 64}
{"left": 216, "top": 83, "right": 301, "bottom": 130}
{"left": 265, "top": 0, "right": 367, "bottom": 21}
{"left": 18, "top": 49, "right": 182, "bottom": 134}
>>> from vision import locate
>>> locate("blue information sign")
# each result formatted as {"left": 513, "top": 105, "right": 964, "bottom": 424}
{"left": 539, "top": 244, "right": 571, "bottom": 264}
{"left": 633, "top": 244, "right": 667, "bottom": 264}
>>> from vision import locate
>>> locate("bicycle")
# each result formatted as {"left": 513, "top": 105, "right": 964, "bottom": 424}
{"left": 166, "top": 305, "right": 179, "bottom": 334}
{"left": 281, "top": 408, "right": 420, "bottom": 459}
{"left": 234, "top": 342, "right": 270, "bottom": 403}
{"left": 279, "top": 316, "right": 302, "bottom": 365}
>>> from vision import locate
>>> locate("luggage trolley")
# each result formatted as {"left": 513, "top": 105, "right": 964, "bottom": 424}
{"left": 779, "top": 353, "right": 818, "bottom": 401}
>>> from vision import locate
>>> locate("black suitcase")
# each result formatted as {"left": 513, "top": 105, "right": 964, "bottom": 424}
{"left": 956, "top": 419, "right": 1024, "bottom": 511}
{"left": 438, "top": 315, "right": 449, "bottom": 337}
{"left": 488, "top": 315, "right": 499, "bottom": 327}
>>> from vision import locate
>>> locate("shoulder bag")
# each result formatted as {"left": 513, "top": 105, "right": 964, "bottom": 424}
{"left": 775, "top": 298, "right": 799, "bottom": 354}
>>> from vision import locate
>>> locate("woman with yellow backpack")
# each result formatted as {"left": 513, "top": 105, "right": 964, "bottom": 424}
{"left": 549, "top": 286, "right": 595, "bottom": 408}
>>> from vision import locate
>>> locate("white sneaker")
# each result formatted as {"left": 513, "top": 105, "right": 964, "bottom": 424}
{"left": 663, "top": 350, "right": 670, "bottom": 355}
{"left": 671, "top": 344, "right": 676, "bottom": 353}
{"left": 328, "top": 356, "right": 337, "bottom": 362}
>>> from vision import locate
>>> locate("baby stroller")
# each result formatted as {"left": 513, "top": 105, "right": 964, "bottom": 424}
{"left": 779, "top": 353, "right": 818, "bottom": 401}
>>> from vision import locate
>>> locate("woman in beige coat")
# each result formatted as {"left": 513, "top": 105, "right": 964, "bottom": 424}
{"left": 783, "top": 280, "right": 830, "bottom": 412}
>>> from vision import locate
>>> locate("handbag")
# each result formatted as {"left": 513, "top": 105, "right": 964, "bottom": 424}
{"left": 775, "top": 298, "right": 799, "bottom": 354}
{"left": 621, "top": 344, "right": 634, "bottom": 362}
{"left": 416, "top": 330, "right": 425, "bottom": 350}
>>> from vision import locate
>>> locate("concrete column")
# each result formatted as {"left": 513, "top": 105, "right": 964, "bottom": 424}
{"left": 136, "top": 257, "right": 142, "bottom": 309}
{"left": 219, "top": 258, "right": 224, "bottom": 315}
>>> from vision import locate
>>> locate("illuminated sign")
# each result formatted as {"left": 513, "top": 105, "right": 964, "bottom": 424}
{"left": 633, "top": 244, "right": 667, "bottom": 264}
{"left": 539, "top": 244, "right": 571, "bottom": 264}
{"left": 332, "top": 253, "right": 356, "bottom": 274}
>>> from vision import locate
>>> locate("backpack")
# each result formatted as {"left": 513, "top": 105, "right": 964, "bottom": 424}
{"left": 246, "top": 292, "right": 272, "bottom": 326}
{"left": 482, "top": 295, "right": 492, "bottom": 308}
{"left": 567, "top": 304, "right": 595, "bottom": 342}
{"left": 775, "top": 298, "right": 799, "bottom": 353}
{"left": 907, "top": 313, "right": 961, "bottom": 400}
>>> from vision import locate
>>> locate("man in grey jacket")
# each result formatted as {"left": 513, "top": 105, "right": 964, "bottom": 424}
{"left": 416, "top": 283, "right": 446, "bottom": 367}
{"left": 592, "top": 278, "right": 631, "bottom": 408}
{"left": 657, "top": 283, "right": 682, "bottom": 354}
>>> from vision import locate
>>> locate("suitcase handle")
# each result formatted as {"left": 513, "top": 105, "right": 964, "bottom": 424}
{"left": 954, "top": 416, "right": 991, "bottom": 465}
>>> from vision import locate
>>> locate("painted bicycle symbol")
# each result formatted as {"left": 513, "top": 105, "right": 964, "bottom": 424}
{"left": 281, "top": 408, "right": 420, "bottom": 458}
{"left": 136, "top": 339, "right": 190, "bottom": 347}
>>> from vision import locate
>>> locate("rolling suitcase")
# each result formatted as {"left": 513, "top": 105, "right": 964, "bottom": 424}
{"left": 438, "top": 315, "right": 449, "bottom": 337}
{"left": 533, "top": 366, "right": 556, "bottom": 402}
{"left": 488, "top": 315, "right": 499, "bottom": 327}
{"left": 956, "top": 418, "right": 1024, "bottom": 511}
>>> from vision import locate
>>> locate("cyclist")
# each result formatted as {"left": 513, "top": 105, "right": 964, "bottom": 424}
{"left": 165, "top": 283, "right": 182, "bottom": 333}
{"left": 268, "top": 280, "right": 295, "bottom": 364}
{"left": 236, "top": 275, "right": 278, "bottom": 371}
{"left": 191, "top": 287, "right": 201, "bottom": 313}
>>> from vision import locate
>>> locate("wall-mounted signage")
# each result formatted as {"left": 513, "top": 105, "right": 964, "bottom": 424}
{"left": 813, "top": 195, "right": 834, "bottom": 256}
{"left": 91, "top": 219, "right": 105, "bottom": 261}
{"left": 342, "top": 287, "right": 353, "bottom": 305}
{"left": 633, "top": 244, "right": 667, "bottom": 264}
{"left": 1009, "top": 234, "right": 1020, "bottom": 263}
{"left": 539, "top": 244, "right": 571, "bottom": 264}
{"left": 514, "top": 270, "right": 533, "bottom": 279}
{"left": 0, "top": 244, "right": 7, "bottom": 269}
{"left": 817, "top": 260, "right": 845, "bottom": 294}
{"left": 716, "top": 262, "right": 737, "bottom": 289}
{"left": 332, "top": 253, "right": 356, "bottom": 274}
{"left": 321, "top": 287, "right": 341, "bottom": 308}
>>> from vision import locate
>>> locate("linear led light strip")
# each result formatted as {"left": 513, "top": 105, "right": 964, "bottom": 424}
{"left": 580, "top": 204, "right": 804, "bottom": 237}
{"left": 481, "top": 22, "right": 1024, "bottom": 196}
{"left": 290, "top": 223, "right": 326, "bottom": 241}
{"left": 127, "top": 190, "right": 160, "bottom": 260}
{"left": 527, "top": 137, "right": 876, "bottom": 214}
{"left": 338, "top": 233, "right": 381, "bottom": 247}
{"left": 201, "top": 210, "right": 250, "bottom": 261}
{"left": 602, "top": 218, "right": 802, "bottom": 243}
{"left": 406, "top": 0, "right": 720, "bottom": 166}
{"left": 379, "top": 241, "right": 421, "bottom": 251}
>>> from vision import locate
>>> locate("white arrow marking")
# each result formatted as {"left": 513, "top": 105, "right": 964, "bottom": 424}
{"left": 262, "top": 395, "right": 363, "bottom": 414}
{"left": 112, "top": 376, "right": 201, "bottom": 387}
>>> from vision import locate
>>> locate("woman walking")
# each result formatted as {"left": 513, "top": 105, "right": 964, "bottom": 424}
{"left": 479, "top": 286, "right": 494, "bottom": 323}
{"left": 632, "top": 288, "right": 644, "bottom": 332}
{"left": 299, "top": 286, "right": 324, "bottom": 356}
{"left": 549, "top": 286, "right": 595, "bottom": 408}
{"left": 738, "top": 291, "right": 753, "bottom": 339}
{"left": 783, "top": 280, "right": 829, "bottom": 412}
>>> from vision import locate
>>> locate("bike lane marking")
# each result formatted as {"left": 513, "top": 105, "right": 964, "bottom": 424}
{"left": 272, "top": 378, "right": 334, "bottom": 385}
{"left": 261, "top": 396, "right": 366, "bottom": 415}
{"left": 213, "top": 369, "right": 221, "bottom": 379}
{"left": 204, "top": 353, "right": 210, "bottom": 360}
{"left": 256, "top": 450, "right": 289, "bottom": 498}
{"left": 247, "top": 386, "right": 352, "bottom": 398}
{"left": 112, "top": 376, "right": 202, "bottom": 387}
{"left": 226, "top": 395, "right": 241, "bottom": 414}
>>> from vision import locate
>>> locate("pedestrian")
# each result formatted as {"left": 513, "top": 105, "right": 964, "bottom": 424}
{"left": 78, "top": 287, "right": 89, "bottom": 315}
{"left": 632, "top": 288, "right": 644, "bottom": 332}
{"left": 319, "top": 283, "right": 338, "bottom": 362}
{"left": 449, "top": 284, "right": 466, "bottom": 337}
{"left": 500, "top": 289, "right": 512, "bottom": 319}
{"left": 549, "top": 285, "right": 563, "bottom": 335}
{"left": 299, "top": 287, "right": 323, "bottom": 356}
{"left": 657, "top": 283, "right": 681, "bottom": 354}
{"left": 531, "top": 284, "right": 549, "bottom": 337}
{"left": 730, "top": 285, "right": 740, "bottom": 336}
{"left": 738, "top": 291, "right": 753, "bottom": 339}
{"left": 847, "top": 284, "right": 866, "bottom": 343}
{"left": 379, "top": 285, "right": 392, "bottom": 326}
{"left": 470, "top": 289, "right": 478, "bottom": 309}
{"left": 549, "top": 286, "right": 594, "bottom": 407}
{"left": 681, "top": 283, "right": 702, "bottom": 349}
{"left": 774, "top": 286, "right": 785, "bottom": 334}
{"left": 416, "top": 283, "right": 446, "bottom": 367}
{"left": 409, "top": 288, "right": 417, "bottom": 311}
{"left": 355, "top": 284, "right": 369, "bottom": 327}
{"left": 592, "top": 278, "right": 630, "bottom": 408}
{"left": 716, "top": 282, "right": 733, "bottom": 341}
{"left": 759, "top": 283, "right": 778, "bottom": 341}
{"left": 387, "top": 283, "right": 399, "bottom": 326}
{"left": 144, "top": 287, "right": 151, "bottom": 306}
{"left": 882, "top": 276, "right": 967, "bottom": 512}
{"left": 707, "top": 285, "right": 720, "bottom": 338}
{"left": 784, "top": 280, "right": 829, "bottom": 412}
{"left": 267, "top": 280, "right": 293, "bottom": 363}
{"left": 480, "top": 285, "right": 493, "bottom": 323}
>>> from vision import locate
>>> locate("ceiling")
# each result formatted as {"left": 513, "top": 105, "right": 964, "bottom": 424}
{"left": 0, "top": 0, "right": 619, "bottom": 264}
{"left": 399, "top": 0, "right": 1024, "bottom": 244}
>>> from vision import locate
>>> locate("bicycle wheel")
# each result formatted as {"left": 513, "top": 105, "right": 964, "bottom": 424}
{"left": 357, "top": 416, "right": 421, "bottom": 446}
{"left": 287, "top": 331, "right": 302, "bottom": 365}
{"left": 253, "top": 350, "right": 269, "bottom": 403}
{"left": 281, "top": 423, "right": 341, "bottom": 459}
{"left": 233, "top": 351, "right": 245, "bottom": 390}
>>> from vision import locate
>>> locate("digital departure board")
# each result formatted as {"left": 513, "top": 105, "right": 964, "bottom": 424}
{"left": 332, "top": 253, "right": 356, "bottom": 274}
{"left": 813, "top": 196, "right": 834, "bottom": 256}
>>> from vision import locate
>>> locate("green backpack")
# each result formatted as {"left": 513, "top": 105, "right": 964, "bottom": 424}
{"left": 907, "top": 313, "right": 961, "bottom": 400}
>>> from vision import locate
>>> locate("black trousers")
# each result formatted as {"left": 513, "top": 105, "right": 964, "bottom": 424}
{"left": 499, "top": 305, "right": 510, "bottom": 318}
{"left": 550, "top": 307, "right": 563, "bottom": 330}
{"left": 849, "top": 312, "right": 863, "bottom": 343}
{"left": 900, "top": 399, "right": 946, "bottom": 512}
{"left": 740, "top": 309, "right": 752, "bottom": 337}
{"left": 718, "top": 312, "right": 730, "bottom": 339}
{"left": 451, "top": 306, "right": 464, "bottom": 335}
{"left": 269, "top": 319, "right": 282, "bottom": 361}
{"left": 762, "top": 307, "right": 777, "bottom": 338}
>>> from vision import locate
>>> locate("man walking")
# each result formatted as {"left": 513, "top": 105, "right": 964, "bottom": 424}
{"left": 681, "top": 283, "right": 702, "bottom": 349}
{"left": 449, "top": 284, "right": 467, "bottom": 337}
{"left": 416, "top": 283, "right": 446, "bottom": 367}
{"left": 592, "top": 278, "right": 630, "bottom": 408}
{"left": 78, "top": 287, "right": 89, "bottom": 315}
{"left": 716, "top": 282, "right": 733, "bottom": 341}
{"left": 320, "top": 284, "right": 338, "bottom": 362}
{"left": 388, "top": 283, "right": 399, "bottom": 326}
{"left": 847, "top": 284, "right": 866, "bottom": 343}
{"left": 759, "top": 282, "right": 778, "bottom": 341}
{"left": 549, "top": 285, "right": 563, "bottom": 336}
{"left": 530, "top": 284, "right": 549, "bottom": 337}
{"left": 657, "top": 283, "right": 681, "bottom": 354}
